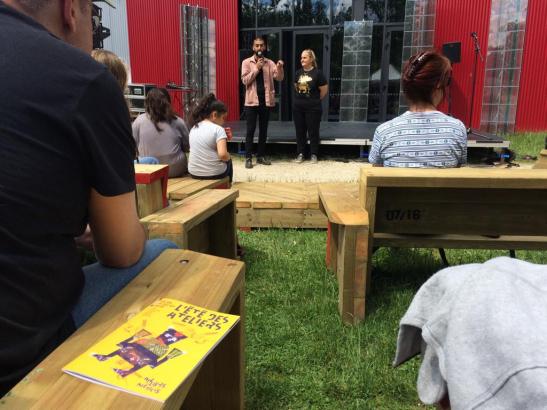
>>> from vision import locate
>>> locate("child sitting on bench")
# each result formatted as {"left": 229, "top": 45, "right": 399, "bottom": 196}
{"left": 187, "top": 94, "right": 233, "bottom": 184}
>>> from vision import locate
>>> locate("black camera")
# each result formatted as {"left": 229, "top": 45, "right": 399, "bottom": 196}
{"left": 92, "top": 3, "right": 111, "bottom": 49}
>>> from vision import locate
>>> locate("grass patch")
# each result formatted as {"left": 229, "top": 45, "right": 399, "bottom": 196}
{"left": 240, "top": 229, "right": 547, "bottom": 409}
{"left": 505, "top": 132, "right": 546, "bottom": 160}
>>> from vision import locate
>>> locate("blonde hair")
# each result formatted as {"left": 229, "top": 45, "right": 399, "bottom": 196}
{"left": 91, "top": 49, "right": 128, "bottom": 91}
{"left": 302, "top": 49, "right": 318, "bottom": 68}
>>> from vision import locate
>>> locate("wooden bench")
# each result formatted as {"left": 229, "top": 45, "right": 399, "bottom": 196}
{"left": 320, "top": 168, "right": 547, "bottom": 324}
{"left": 235, "top": 182, "right": 327, "bottom": 229}
{"left": 135, "top": 164, "right": 169, "bottom": 218}
{"left": 4, "top": 249, "right": 245, "bottom": 409}
{"left": 167, "top": 176, "right": 230, "bottom": 201}
{"left": 356, "top": 167, "right": 547, "bottom": 319}
{"left": 318, "top": 184, "right": 369, "bottom": 324}
{"left": 534, "top": 149, "right": 547, "bottom": 169}
{"left": 141, "top": 189, "right": 239, "bottom": 259}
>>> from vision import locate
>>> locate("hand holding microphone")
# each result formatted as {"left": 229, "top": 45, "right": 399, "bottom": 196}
{"left": 256, "top": 50, "right": 265, "bottom": 70}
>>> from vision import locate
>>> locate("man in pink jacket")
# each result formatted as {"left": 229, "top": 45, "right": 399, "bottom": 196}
{"left": 241, "top": 37, "right": 284, "bottom": 169}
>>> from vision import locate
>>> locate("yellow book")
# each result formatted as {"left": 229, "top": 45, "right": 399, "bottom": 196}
{"left": 63, "top": 298, "right": 240, "bottom": 402}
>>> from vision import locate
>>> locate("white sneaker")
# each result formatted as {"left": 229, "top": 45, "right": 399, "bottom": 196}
{"left": 311, "top": 154, "right": 318, "bottom": 164}
{"left": 294, "top": 154, "right": 304, "bottom": 163}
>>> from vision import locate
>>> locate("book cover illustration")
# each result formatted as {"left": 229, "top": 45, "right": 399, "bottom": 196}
{"left": 63, "top": 298, "right": 240, "bottom": 402}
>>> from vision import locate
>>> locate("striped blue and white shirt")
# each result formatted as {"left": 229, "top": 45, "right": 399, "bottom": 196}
{"left": 368, "top": 111, "right": 467, "bottom": 168}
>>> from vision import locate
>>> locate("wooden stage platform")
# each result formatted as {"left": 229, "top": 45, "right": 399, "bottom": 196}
{"left": 166, "top": 179, "right": 331, "bottom": 228}
{"left": 233, "top": 182, "right": 334, "bottom": 229}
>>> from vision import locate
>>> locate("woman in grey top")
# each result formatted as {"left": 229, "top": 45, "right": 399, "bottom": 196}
{"left": 132, "top": 88, "right": 190, "bottom": 177}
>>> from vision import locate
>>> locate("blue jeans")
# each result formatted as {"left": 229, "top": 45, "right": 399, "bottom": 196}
{"left": 71, "top": 239, "right": 178, "bottom": 328}
{"left": 135, "top": 156, "right": 159, "bottom": 164}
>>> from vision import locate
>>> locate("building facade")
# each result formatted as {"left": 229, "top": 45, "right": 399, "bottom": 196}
{"left": 107, "top": 0, "right": 545, "bottom": 132}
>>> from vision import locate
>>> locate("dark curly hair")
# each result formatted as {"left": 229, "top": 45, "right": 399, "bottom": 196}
{"left": 187, "top": 93, "right": 228, "bottom": 128}
{"left": 401, "top": 50, "right": 452, "bottom": 105}
{"left": 145, "top": 88, "right": 177, "bottom": 132}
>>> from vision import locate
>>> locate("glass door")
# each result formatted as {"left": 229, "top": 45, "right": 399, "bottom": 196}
{"left": 367, "top": 25, "right": 404, "bottom": 122}
{"left": 257, "top": 30, "right": 282, "bottom": 120}
{"left": 293, "top": 30, "right": 330, "bottom": 120}
{"left": 381, "top": 26, "right": 403, "bottom": 121}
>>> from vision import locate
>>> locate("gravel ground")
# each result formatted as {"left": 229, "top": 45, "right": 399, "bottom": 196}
{"left": 230, "top": 155, "right": 535, "bottom": 183}
{"left": 231, "top": 156, "right": 371, "bottom": 183}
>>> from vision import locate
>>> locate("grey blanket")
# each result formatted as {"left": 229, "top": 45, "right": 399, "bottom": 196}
{"left": 394, "top": 256, "right": 547, "bottom": 409}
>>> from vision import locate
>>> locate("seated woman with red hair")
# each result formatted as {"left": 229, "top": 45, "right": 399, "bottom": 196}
{"left": 369, "top": 50, "right": 467, "bottom": 168}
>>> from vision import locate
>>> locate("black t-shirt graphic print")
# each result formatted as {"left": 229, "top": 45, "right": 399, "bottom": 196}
{"left": 293, "top": 67, "right": 327, "bottom": 111}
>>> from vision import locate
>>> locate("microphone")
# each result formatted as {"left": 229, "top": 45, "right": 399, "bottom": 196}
{"left": 256, "top": 51, "right": 263, "bottom": 58}
{"left": 470, "top": 32, "right": 483, "bottom": 62}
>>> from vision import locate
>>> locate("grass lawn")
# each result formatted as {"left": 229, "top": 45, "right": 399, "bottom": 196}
{"left": 505, "top": 132, "right": 546, "bottom": 159}
{"left": 240, "top": 229, "right": 547, "bottom": 410}
{"left": 239, "top": 133, "right": 547, "bottom": 409}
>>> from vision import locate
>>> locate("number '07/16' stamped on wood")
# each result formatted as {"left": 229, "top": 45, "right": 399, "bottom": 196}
{"left": 385, "top": 209, "right": 422, "bottom": 221}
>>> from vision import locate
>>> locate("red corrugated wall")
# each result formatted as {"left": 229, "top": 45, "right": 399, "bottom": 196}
{"left": 515, "top": 0, "right": 547, "bottom": 132}
{"left": 126, "top": 0, "right": 239, "bottom": 120}
{"left": 434, "top": 0, "right": 491, "bottom": 129}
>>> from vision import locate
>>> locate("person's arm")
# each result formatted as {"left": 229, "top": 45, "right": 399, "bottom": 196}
{"left": 273, "top": 60, "right": 284, "bottom": 81}
{"left": 88, "top": 188, "right": 145, "bottom": 267}
{"left": 74, "top": 71, "right": 145, "bottom": 267}
{"left": 216, "top": 138, "right": 230, "bottom": 162}
{"left": 368, "top": 129, "right": 383, "bottom": 166}
{"left": 177, "top": 119, "right": 190, "bottom": 153}
{"left": 241, "top": 59, "right": 260, "bottom": 86}
{"left": 131, "top": 115, "right": 140, "bottom": 147}
{"left": 319, "top": 84, "right": 328, "bottom": 100}
{"left": 459, "top": 124, "right": 468, "bottom": 166}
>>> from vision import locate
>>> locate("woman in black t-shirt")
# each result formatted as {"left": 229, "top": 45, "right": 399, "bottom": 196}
{"left": 293, "top": 49, "right": 328, "bottom": 163}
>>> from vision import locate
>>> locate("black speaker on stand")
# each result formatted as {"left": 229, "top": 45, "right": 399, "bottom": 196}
{"left": 442, "top": 42, "right": 461, "bottom": 116}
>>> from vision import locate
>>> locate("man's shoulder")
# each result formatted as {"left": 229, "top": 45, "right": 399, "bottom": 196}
{"left": 1, "top": 3, "right": 102, "bottom": 75}
{"left": 242, "top": 56, "right": 255, "bottom": 64}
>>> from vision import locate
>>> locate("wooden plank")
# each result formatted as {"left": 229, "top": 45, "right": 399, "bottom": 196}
{"left": 236, "top": 208, "right": 327, "bottom": 229}
{"left": 337, "top": 225, "right": 355, "bottom": 324}
{"left": 234, "top": 182, "right": 320, "bottom": 210}
{"left": 142, "top": 189, "right": 239, "bottom": 232}
{"left": 142, "top": 189, "right": 238, "bottom": 259}
{"left": 318, "top": 184, "right": 368, "bottom": 226}
{"left": 135, "top": 164, "right": 169, "bottom": 217}
{"left": 5, "top": 249, "right": 245, "bottom": 409}
{"left": 167, "top": 178, "right": 202, "bottom": 191}
{"left": 252, "top": 201, "right": 283, "bottom": 209}
{"left": 336, "top": 225, "right": 368, "bottom": 324}
{"left": 134, "top": 164, "right": 169, "bottom": 183}
{"left": 363, "top": 187, "right": 377, "bottom": 295}
{"left": 182, "top": 289, "right": 244, "bottom": 409}
{"left": 136, "top": 179, "right": 164, "bottom": 218}
{"left": 186, "top": 222, "right": 211, "bottom": 255}
{"left": 360, "top": 167, "right": 547, "bottom": 189}
{"left": 534, "top": 149, "right": 547, "bottom": 169}
{"left": 373, "top": 187, "right": 547, "bottom": 236}
{"left": 328, "top": 222, "right": 339, "bottom": 272}
{"left": 374, "top": 233, "right": 547, "bottom": 250}
{"left": 208, "top": 202, "right": 237, "bottom": 259}
{"left": 236, "top": 199, "right": 252, "bottom": 208}
{"left": 169, "top": 177, "right": 229, "bottom": 201}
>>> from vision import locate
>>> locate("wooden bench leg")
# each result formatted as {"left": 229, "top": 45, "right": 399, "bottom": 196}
{"left": 326, "top": 222, "right": 339, "bottom": 272}
{"left": 182, "top": 287, "right": 244, "bottom": 409}
{"left": 337, "top": 225, "right": 368, "bottom": 324}
{"left": 208, "top": 202, "right": 237, "bottom": 259}
{"left": 136, "top": 179, "right": 164, "bottom": 218}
